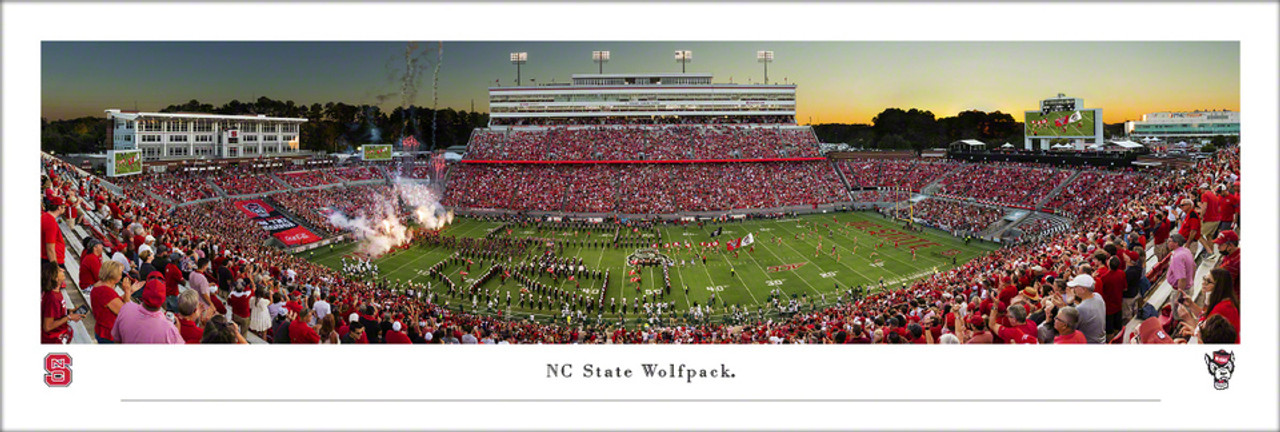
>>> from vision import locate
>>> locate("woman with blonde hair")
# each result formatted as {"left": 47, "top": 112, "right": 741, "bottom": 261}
{"left": 89, "top": 260, "right": 143, "bottom": 344}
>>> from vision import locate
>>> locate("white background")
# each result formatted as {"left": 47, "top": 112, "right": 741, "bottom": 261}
{"left": 3, "top": 2, "right": 1277, "bottom": 431}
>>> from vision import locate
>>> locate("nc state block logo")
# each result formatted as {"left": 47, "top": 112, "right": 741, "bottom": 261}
{"left": 44, "top": 353, "right": 73, "bottom": 387}
{"left": 1204, "top": 350, "right": 1234, "bottom": 390}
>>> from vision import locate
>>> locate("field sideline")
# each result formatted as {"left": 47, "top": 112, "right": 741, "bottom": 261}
{"left": 299, "top": 211, "right": 1000, "bottom": 324}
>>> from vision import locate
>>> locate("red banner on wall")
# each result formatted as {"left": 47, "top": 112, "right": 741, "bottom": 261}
{"left": 273, "top": 226, "right": 323, "bottom": 246}
{"left": 234, "top": 199, "right": 275, "bottom": 218}
{"left": 233, "top": 200, "right": 321, "bottom": 246}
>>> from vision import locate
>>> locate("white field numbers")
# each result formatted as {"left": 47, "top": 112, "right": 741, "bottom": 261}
{"left": 765, "top": 279, "right": 785, "bottom": 286}
{"left": 819, "top": 271, "right": 837, "bottom": 278}
{"left": 706, "top": 285, "right": 726, "bottom": 292}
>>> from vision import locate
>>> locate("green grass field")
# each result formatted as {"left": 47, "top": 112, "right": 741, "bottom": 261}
{"left": 298, "top": 211, "right": 999, "bottom": 325}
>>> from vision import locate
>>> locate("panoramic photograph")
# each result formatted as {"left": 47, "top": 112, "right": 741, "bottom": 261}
{"left": 39, "top": 41, "right": 1240, "bottom": 345}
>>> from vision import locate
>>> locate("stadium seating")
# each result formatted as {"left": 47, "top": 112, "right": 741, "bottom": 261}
{"left": 907, "top": 199, "right": 1005, "bottom": 233}
{"left": 464, "top": 126, "right": 821, "bottom": 161}
{"left": 443, "top": 162, "right": 845, "bottom": 213}
{"left": 38, "top": 141, "right": 1241, "bottom": 344}
{"left": 935, "top": 162, "right": 1073, "bottom": 208}
{"left": 836, "top": 159, "right": 959, "bottom": 191}
{"left": 115, "top": 172, "right": 220, "bottom": 203}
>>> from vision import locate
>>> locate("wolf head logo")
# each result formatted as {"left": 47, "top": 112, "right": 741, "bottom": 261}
{"left": 1205, "top": 350, "right": 1235, "bottom": 390}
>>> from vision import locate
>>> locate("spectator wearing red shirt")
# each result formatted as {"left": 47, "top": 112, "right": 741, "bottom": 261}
{"left": 42, "top": 197, "right": 68, "bottom": 265}
{"left": 78, "top": 238, "right": 105, "bottom": 290}
{"left": 988, "top": 304, "right": 1038, "bottom": 344}
{"left": 340, "top": 322, "right": 369, "bottom": 344}
{"left": 1197, "top": 184, "right": 1222, "bottom": 258}
{"left": 1051, "top": 306, "right": 1087, "bottom": 344}
{"left": 164, "top": 258, "right": 184, "bottom": 298}
{"left": 1099, "top": 256, "right": 1127, "bottom": 334}
{"left": 1218, "top": 183, "right": 1239, "bottom": 231}
{"left": 957, "top": 313, "right": 993, "bottom": 344}
{"left": 1152, "top": 213, "right": 1173, "bottom": 260}
{"left": 385, "top": 321, "right": 413, "bottom": 344}
{"left": 1213, "top": 230, "right": 1240, "bottom": 297}
{"left": 289, "top": 308, "right": 321, "bottom": 344}
{"left": 41, "top": 262, "right": 82, "bottom": 344}
{"left": 1177, "top": 199, "right": 1202, "bottom": 256}
{"left": 89, "top": 261, "right": 141, "bottom": 344}
{"left": 176, "top": 290, "right": 204, "bottom": 344}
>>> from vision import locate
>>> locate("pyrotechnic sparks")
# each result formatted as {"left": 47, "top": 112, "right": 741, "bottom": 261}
{"left": 326, "top": 176, "right": 453, "bottom": 258}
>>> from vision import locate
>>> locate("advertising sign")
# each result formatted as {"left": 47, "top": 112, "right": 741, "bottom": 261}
{"left": 233, "top": 199, "right": 322, "bottom": 246}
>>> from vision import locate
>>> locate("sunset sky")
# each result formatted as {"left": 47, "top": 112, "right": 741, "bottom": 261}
{"left": 42, "top": 41, "right": 1239, "bottom": 124}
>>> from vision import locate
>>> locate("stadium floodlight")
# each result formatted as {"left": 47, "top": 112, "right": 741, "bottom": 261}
{"left": 510, "top": 52, "right": 527, "bottom": 86}
{"left": 675, "top": 50, "right": 692, "bottom": 73}
{"left": 757, "top": 50, "right": 774, "bottom": 84}
{"left": 592, "top": 50, "right": 610, "bottom": 74}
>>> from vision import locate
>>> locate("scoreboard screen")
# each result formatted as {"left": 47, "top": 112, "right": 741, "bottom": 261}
{"left": 1041, "top": 99, "right": 1076, "bottom": 115}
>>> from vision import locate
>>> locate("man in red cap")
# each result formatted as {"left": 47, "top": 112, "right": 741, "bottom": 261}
{"left": 1135, "top": 316, "right": 1173, "bottom": 344}
{"left": 42, "top": 196, "right": 68, "bottom": 266}
{"left": 1213, "top": 230, "right": 1240, "bottom": 296}
{"left": 110, "top": 278, "right": 183, "bottom": 344}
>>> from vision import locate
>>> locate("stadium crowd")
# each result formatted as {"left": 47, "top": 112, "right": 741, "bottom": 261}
{"left": 40, "top": 139, "right": 1241, "bottom": 344}
{"left": 277, "top": 169, "right": 343, "bottom": 188}
{"left": 848, "top": 190, "right": 912, "bottom": 203}
{"left": 837, "top": 159, "right": 959, "bottom": 191}
{"left": 464, "top": 126, "right": 821, "bottom": 161}
{"left": 1043, "top": 170, "right": 1148, "bottom": 222}
{"left": 935, "top": 162, "right": 1072, "bottom": 207}
{"left": 443, "top": 162, "right": 845, "bottom": 214}
{"left": 488, "top": 115, "right": 795, "bottom": 127}
{"left": 206, "top": 171, "right": 286, "bottom": 196}
{"left": 906, "top": 199, "right": 1005, "bottom": 234}
{"left": 115, "top": 171, "right": 220, "bottom": 203}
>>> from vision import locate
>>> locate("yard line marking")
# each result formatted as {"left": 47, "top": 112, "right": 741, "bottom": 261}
{"left": 740, "top": 237, "right": 822, "bottom": 297}
{"left": 771, "top": 221, "right": 880, "bottom": 284}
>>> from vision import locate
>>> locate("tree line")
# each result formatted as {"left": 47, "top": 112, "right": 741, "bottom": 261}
{"left": 40, "top": 97, "right": 490, "bottom": 155}
{"left": 812, "top": 108, "right": 1128, "bottom": 152}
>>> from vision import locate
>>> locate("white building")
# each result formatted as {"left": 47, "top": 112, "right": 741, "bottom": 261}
{"left": 487, "top": 73, "right": 797, "bottom": 127}
{"left": 1124, "top": 110, "right": 1239, "bottom": 140}
{"left": 105, "top": 110, "right": 307, "bottom": 161}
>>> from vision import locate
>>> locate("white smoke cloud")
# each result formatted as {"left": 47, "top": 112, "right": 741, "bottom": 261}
{"left": 327, "top": 177, "right": 454, "bottom": 257}
{"left": 393, "top": 176, "right": 454, "bottom": 230}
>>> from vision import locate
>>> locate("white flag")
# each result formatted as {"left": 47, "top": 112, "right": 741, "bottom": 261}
{"left": 1069, "top": 111, "right": 1083, "bottom": 124}
{"left": 742, "top": 233, "right": 755, "bottom": 246}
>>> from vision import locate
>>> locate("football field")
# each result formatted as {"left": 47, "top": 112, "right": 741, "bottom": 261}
{"left": 299, "top": 211, "right": 999, "bottom": 325}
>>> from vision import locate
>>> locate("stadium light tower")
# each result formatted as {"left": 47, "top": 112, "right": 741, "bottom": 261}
{"left": 592, "top": 50, "right": 610, "bottom": 74}
{"left": 675, "top": 50, "right": 692, "bottom": 73}
{"left": 757, "top": 50, "right": 774, "bottom": 84}
{"left": 510, "top": 52, "right": 527, "bottom": 86}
